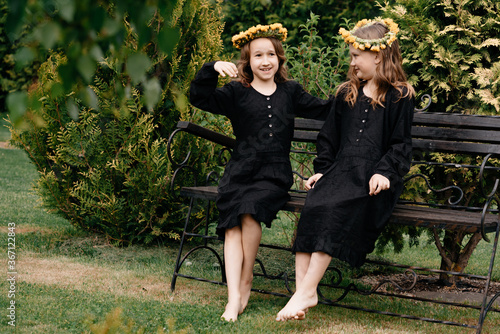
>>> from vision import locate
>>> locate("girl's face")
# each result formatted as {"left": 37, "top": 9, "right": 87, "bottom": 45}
{"left": 349, "top": 45, "right": 380, "bottom": 82}
{"left": 249, "top": 38, "right": 279, "bottom": 84}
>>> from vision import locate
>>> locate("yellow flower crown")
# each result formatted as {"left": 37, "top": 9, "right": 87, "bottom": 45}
{"left": 232, "top": 23, "right": 288, "bottom": 49}
{"left": 339, "top": 18, "right": 399, "bottom": 52}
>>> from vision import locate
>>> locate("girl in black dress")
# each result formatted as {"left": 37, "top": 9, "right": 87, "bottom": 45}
{"left": 276, "top": 18, "right": 415, "bottom": 321}
{"left": 189, "top": 23, "right": 332, "bottom": 321}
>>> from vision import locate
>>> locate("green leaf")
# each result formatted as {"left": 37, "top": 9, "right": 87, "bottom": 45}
{"left": 158, "top": 27, "right": 180, "bottom": 56}
{"left": 56, "top": 0, "right": 76, "bottom": 22}
{"left": 77, "top": 55, "right": 97, "bottom": 83}
{"left": 66, "top": 98, "right": 79, "bottom": 121}
{"left": 142, "top": 78, "right": 161, "bottom": 110}
{"left": 5, "top": 0, "right": 28, "bottom": 41}
{"left": 14, "top": 47, "right": 35, "bottom": 69}
{"left": 6, "top": 91, "right": 28, "bottom": 124}
{"left": 126, "top": 53, "right": 151, "bottom": 85}
{"left": 39, "top": 22, "right": 62, "bottom": 50}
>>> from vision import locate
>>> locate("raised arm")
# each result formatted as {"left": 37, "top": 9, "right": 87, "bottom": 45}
{"left": 189, "top": 61, "right": 236, "bottom": 116}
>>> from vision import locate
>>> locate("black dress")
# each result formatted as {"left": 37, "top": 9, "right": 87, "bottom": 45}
{"left": 190, "top": 62, "right": 332, "bottom": 237}
{"left": 292, "top": 87, "right": 414, "bottom": 267}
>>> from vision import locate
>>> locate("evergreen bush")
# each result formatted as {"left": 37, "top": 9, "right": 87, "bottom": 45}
{"left": 382, "top": 0, "right": 500, "bottom": 114}
{"left": 10, "top": 0, "right": 225, "bottom": 245}
{"left": 380, "top": 0, "right": 500, "bottom": 281}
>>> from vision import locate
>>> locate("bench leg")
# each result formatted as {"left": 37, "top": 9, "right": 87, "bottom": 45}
{"left": 477, "top": 222, "right": 500, "bottom": 333}
{"left": 170, "top": 197, "right": 195, "bottom": 292}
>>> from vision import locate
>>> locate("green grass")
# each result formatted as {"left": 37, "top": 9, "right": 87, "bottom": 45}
{"left": 1, "top": 147, "right": 499, "bottom": 333}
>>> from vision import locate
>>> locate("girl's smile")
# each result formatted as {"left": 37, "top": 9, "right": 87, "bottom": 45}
{"left": 249, "top": 38, "right": 279, "bottom": 84}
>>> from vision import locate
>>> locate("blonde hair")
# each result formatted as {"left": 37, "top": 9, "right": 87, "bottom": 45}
{"left": 236, "top": 37, "right": 289, "bottom": 87}
{"left": 337, "top": 21, "right": 415, "bottom": 108}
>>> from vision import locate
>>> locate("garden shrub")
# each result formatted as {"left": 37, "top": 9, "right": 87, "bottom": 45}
{"left": 10, "top": 0, "right": 226, "bottom": 245}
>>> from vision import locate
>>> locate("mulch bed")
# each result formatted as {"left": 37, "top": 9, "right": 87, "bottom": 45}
{"left": 358, "top": 272, "right": 500, "bottom": 299}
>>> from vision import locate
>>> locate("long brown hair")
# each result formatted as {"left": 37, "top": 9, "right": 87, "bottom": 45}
{"left": 236, "top": 37, "right": 289, "bottom": 87}
{"left": 337, "top": 22, "right": 415, "bottom": 108}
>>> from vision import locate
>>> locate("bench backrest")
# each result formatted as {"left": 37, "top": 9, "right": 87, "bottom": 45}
{"left": 292, "top": 112, "right": 500, "bottom": 155}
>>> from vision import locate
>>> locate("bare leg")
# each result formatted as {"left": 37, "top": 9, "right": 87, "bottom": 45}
{"left": 293, "top": 252, "right": 312, "bottom": 320}
{"left": 239, "top": 214, "right": 262, "bottom": 313}
{"left": 221, "top": 226, "right": 243, "bottom": 321}
{"left": 276, "top": 251, "right": 332, "bottom": 321}
{"left": 295, "top": 252, "right": 312, "bottom": 289}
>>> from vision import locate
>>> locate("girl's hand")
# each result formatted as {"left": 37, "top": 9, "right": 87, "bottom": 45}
{"left": 214, "top": 61, "right": 238, "bottom": 78}
{"left": 369, "top": 174, "right": 390, "bottom": 196}
{"left": 305, "top": 173, "right": 323, "bottom": 190}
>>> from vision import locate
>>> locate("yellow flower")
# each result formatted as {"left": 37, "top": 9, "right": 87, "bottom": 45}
{"left": 371, "top": 45, "right": 380, "bottom": 52}
{"left": 347, "top": 36, "right": 356, "bottom": 43}
{"left": 353, "top": 42, "right": 360, "bottom": 49}
{"left": 380, "top": 44, "right": 387, "bottom": 49}
{"left": 249, "top": 27, "right": 258, "bottom": 34}
{"left": 365, "top": 43, "right": 371, "bottom": 49}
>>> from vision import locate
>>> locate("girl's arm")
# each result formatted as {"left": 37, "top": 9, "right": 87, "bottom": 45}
{"left": 312, "top": 99, "right": 342, "bottom": 174}
{"left": 372, "top": 91, "right": 415, "bottom": 188}
{"left": 293, "top": 82, "right": 333, "bottom": 121}
{"left": 189, "top": 61, "right": 236, "bottom": 116}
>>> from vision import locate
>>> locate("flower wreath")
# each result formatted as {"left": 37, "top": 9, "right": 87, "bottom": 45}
{"left": 232, "top": 23, "right": 288, "bottom": 49}
{"left": 338, "top": 18, "right": 399, "bottom": 52}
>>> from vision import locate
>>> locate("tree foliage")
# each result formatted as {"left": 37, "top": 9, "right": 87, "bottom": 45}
{"left": 0, "top": 0, "right": 37, "bottom": 115}
{"left": 381, "top": 0, "right": 500, "bottom": 114}
{"left": 220, "top": 0, "right": 381, "bottom": 58}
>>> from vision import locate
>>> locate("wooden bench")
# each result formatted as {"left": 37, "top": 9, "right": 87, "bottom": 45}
{"left": 167, "top": 99, "right": 500, "bottom": 333}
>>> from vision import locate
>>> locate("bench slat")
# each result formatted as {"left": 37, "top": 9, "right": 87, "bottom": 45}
{"left": 413, "top": 112, "right": 500, "bottom": 130}
{"left": 412, "top": 126, "right": 500, "bottom": 144}
{"left": 412, "top": 139, "right": 500, "bottom": 155}
{"left": 180, "top": 186, "right": 499, "bottom": 233}
{"left": 294, "top": 118, "right": 325, "bottom": 130}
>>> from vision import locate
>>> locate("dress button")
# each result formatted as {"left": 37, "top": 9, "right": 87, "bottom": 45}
{"left": 267, "top": 97, "right": 270, "bottom": 100}
{"left": 359, "top": 129, "right": 363, "bottom": 132}
{"left": 269, "top": 133, "right": 273, "bottom": 137}
{"left": 365, "top": 109, "right": 368, "bottom": 112}
{"left": 356, "top": 139, "right": 360, "bottom": 142}
{"left": 268, "top": 114, "right": 272, "bottom": 118}
{"left": 362, "top": 120, "right": 366, "bottom": 123}
{"left": 268, "top": 105, "right": 271, "bottom": 109}
{"left": 269, "top": 124, "right": 273, "bottom": 128}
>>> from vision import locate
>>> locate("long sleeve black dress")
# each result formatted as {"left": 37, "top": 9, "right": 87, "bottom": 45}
{"left": 190, "top": 61, "right": 332, "bottom": 238}
{"left": 292, "top": 86, "right": 414, "bottom": 267}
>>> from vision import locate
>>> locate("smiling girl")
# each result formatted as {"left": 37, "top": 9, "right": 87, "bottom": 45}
{"left": 276, "top": 18, "right": 415, "bottom": 321}
{"left": 189, "top": 23, "right": 332, "bottom": 322}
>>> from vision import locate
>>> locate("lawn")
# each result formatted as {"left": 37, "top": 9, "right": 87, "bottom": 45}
{"left": 1, "top": 142, "right": 499, "bottom": 333}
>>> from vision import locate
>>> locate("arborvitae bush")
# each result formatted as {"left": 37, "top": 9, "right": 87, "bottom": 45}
{"left": 379, "top": 0, "right": 500, "bottom": 280}
{"left": 10, "top": 0, "right": 225, "bottom": 245}
{"left": 382, "top": 0, "right": 500, "bottom": 114}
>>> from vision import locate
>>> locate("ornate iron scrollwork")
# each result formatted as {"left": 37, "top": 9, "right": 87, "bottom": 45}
{"left": 414, "top": 94, "right": 432, "bottom": 112}
{"left": 403, "top": 173, "right": 464, "bottom": 205}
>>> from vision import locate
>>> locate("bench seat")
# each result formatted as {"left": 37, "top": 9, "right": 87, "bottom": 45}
{"left": 180, "top": 186, "right": 499, "bottom": 234}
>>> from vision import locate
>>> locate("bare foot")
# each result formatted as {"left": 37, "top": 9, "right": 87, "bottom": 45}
{"left": 239, "top": 279, "right": 253, "bottom": 314}
{"left": 221, "top": 300, "right": 240, "bottom": 322}
{"left": 275, "top": 291, "right": 317, "bottom": 321}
